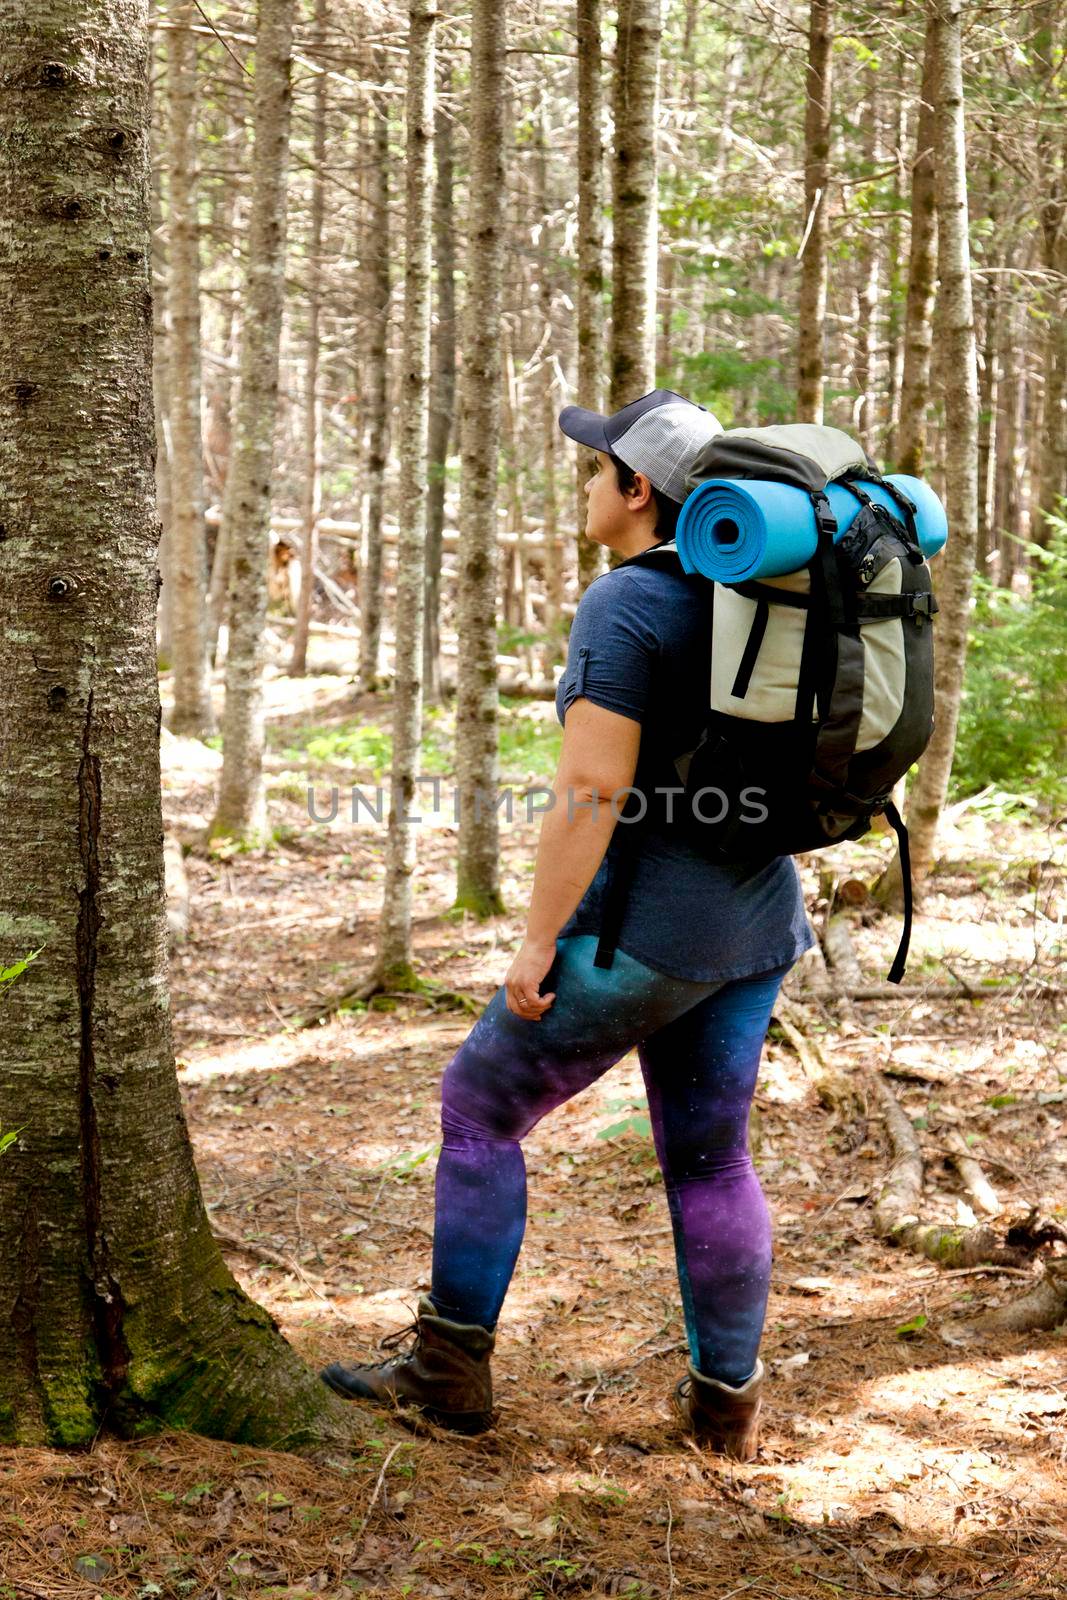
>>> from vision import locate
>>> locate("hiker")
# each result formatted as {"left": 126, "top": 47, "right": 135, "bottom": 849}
{"left": 321, "top": 390, "right": 817, "bottom": 1460}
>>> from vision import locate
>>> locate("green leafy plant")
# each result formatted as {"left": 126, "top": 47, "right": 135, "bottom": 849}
{"left": 953, "top": 524, "right": 1067, "bottom": 806}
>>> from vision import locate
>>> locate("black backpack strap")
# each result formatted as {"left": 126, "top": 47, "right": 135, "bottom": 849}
{"left": 882, "top": 798, "right": 912, "bottom": 984}
{"left": 593, "top": 826, "right": 641, "bottom": 970}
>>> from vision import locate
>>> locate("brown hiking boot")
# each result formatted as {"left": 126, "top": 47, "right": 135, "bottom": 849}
{"left": 319, "top": 1295, "right": 496, "bottom": 1434}
{"left": 673, "top": 1358, "right": 764, "bottom": 1460}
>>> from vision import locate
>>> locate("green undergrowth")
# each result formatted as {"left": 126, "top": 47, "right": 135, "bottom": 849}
{"left": 268, "top": 697, "right": 561, "bottom": 784}
{"left": 952, "top": 524, "right": 1067, "bottom": 809}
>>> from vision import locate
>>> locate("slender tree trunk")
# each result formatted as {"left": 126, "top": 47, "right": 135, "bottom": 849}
{"left": 576, "top": 0, "right": 606, "bottom": 592}
{"left": 291, "top": 0, "right": 329, "bottom": 677}
{"left": 537, "top": 99, "right": 564, "bottom": 657}
{"left": 208, "top": 0, "right": 294, "bottom": 846}
{"left": 203, "top": 171, "right": 242, "bottom": 664}
{"left": 454, "top": 0, "right": 507, "bottom": 916}
{"left": 882, "top": 58, "right": 908, "bottom": 466}
{"left": 423, "top": 63, "right": 456, "bottom": 704}
{"left": 357, "top": 65, "right": 391, "bottom": 692}
{"left": 995, "top": 291, "right": 1024, "bottom": 584}
{"left": 903, "top": 0, "right": 980, "bottom": 882}
{"left": 852, "top": 70, "right": 880, "bottom": 451}
{"left": 166, "top": 1, "right": 214, "bottom": 733}
{"left": 796, "top": 0, "right": 834, "bottom": 424}
{"left": 897, "top": 17, "right": 938, "bottom": 476}
{"left": 977, "top": 179, "right": 1001, "bottom": 569}
{"left": 371, "top": 0, "right": 437, "bottom": 984}
{"left": 609, "top": 0, "right": 662, "bottom": 409}
{"left": 0, "top": 0, "right": 358, "bottom": 1449}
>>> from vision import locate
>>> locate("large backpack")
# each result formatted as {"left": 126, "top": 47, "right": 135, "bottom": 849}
{"left": 594, "top": 424, "right": 942, "bottom": 985}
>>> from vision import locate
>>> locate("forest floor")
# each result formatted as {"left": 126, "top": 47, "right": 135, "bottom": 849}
{"left": 3, "top": 657, "right": 1065, "bottom": 1600}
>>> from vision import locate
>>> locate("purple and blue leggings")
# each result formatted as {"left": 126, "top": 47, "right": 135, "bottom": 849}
{"left": 429, "top": 934, "right": 791, "bottom": 1387}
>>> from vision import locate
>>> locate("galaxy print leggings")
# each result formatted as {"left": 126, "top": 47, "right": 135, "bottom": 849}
{"left": 429, "top": 934, "right": 792, "bottom": 1388}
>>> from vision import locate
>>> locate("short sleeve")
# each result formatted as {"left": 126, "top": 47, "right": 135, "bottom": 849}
{"left": 557, "top": 570, "right": 659, "bottom": 725}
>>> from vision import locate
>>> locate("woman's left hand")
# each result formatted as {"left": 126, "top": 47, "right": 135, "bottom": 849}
{"left": 505, "top": 938, "right": 558, "bottom": 1020}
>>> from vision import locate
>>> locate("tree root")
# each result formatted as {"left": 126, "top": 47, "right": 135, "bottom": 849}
{"left": 869, "top": 1071, "right": 1028, "bottom": 1269}
{"left": 944, "top": 1256, "right": 1067, "bottom": 1338}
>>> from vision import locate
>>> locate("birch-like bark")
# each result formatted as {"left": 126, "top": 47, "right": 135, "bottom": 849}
{"left": 897, "top": 18, "right": 938, "bottom": 476}
{"left": 454, "top": 0, "right": 506, "bottom": 916}
{"left": 209, "top": 0, "right": 294, "bottom": 846}
{"left": 166, "top": 1, "right": 214, "bottom": 733}
{"left": 151, "top": 147, "right": 174, "bottom": 663}
{"left": 852, "top": 71, "right": 880, "bottom": 451}
{"left": 609, "top": 0, "right": 662, "bottom": 409}
{"left": 903, "top": 0, "right": 980, "bottom": 882}
{"left": 796, "top": 0, "right": 833, "bottom": 424}
{"left": 0, "top": 0, "right": 358, "bottom": 1448}
{"left": 372, "top": 0, "right": 437, "bottom": 984}
{"left": 538, "top": 97, "right": 564, "bottom": 654}
{"left": 576, "top": 0, "right": 606, "bottom": 592}
{"left": 357, "top": 62, "right": 391, "bottom": 691}
{"left": 291, "top": 0, "right": 328, "bottom": 677}
{"left": 423, "top": 64, "right": 456, "bottom": 703}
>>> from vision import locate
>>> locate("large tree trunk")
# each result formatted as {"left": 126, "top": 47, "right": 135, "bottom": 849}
{"left": 357, "top": 64, "right": 391, "bottom": 693}
{"left": 151, "top": 146, "right": 174, "bottom": 666}
{"left": 609, "top": 0, "right": 662, "bottom": 409}
{"left": 454, "top": 0, "right": 507, "bottom": 917}
{"left": 423, "top": 60, "right": 456, "bottom": 705}
{"left": 370, "top": 0, "right": 436, "bottom": 986}
{"left": 575, "top": 0, "right": 606, "bottom": 593}
{"left": 902, "top": 0, "right": 980, "bottom": 882}
{"left": 208, "top": 0, "right": 294, "bottom": 847}
{"left": 290, "top": 0, "right": 328, "bottom": 678}
{"left": 165, "top": 1, "right": 214, "bottom": 734}
{"left": 796, "top": 0, "right": 834, "bottom": 424}
{"left": 0, "top": 0, "right": 358, "bottom": 1449}
{"left": 897, "top": 18, "right": 938, "bottom": 476}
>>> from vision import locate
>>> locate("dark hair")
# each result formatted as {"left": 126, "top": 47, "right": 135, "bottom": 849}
{"left": 608, "top": 452, "right": 681, "bottom": 541}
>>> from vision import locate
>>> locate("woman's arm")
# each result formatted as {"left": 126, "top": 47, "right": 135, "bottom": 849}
{"left": 504, "top": 697, "right": 641, "bottom": 1019}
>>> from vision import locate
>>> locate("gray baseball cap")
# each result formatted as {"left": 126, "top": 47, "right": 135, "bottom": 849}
{"left": 558, "top": 388, "right": 724, "bottom": 504}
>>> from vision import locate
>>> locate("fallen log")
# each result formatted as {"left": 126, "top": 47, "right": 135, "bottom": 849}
{"left": 869, "top": 1071, "right": 1026, "bottom": 1269}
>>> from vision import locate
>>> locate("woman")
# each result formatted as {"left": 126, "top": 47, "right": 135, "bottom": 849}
{"left": 321, "top": 389, "right": 816, "bottom": 1459}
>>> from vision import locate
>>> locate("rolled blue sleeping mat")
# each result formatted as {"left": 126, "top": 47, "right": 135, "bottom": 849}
{"left": 674, "top": 473, "right": 948, "bottom": 584}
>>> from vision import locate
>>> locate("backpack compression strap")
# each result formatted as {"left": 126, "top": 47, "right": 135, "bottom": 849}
{"left": 881, "top": 798, "right": 913, "bottom": 984}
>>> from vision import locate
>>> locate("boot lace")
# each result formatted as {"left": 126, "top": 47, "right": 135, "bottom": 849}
{"left": 353, "top": 1306, "right": 423, "bottom": 1372}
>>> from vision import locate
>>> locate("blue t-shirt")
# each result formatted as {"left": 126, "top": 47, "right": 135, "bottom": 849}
{"left": 554, "top": 551, "right": 816, "bottom": 983}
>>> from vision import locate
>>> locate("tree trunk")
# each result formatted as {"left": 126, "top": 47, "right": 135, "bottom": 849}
{"left": 977, "top": 218, "right": 1000, "bottom": 571}
{"left": 166, "top": 1, "right": 214, "bottom": 734}
{"left": 538, "top": 96, "right": 564, "bottom": 657}
{"left": 0, "top": 0, "right": 358, "bottom": 1449}
{"left": 423, "top": 60, "right": 456, "bottom": 705}
{"left": 371, "top": 0, "right": 436, "bottom": 985}
{"left": 151, "top": 147, "right": 174, "bottom": 666}
{"left": 576, "top": 0, "right": 606, "bottom": 593}
{"left": 897, "top": 17, "right": 938, "bottom": 477}
{"left": 994, "top": 292, "right": 1024, "bottom": 584}
{"left": 609, "top": 0, "right": 662, "bottom": 409}
{"left": 902, "top": 0, "right": 980, "bottom": 882}
{"left": 852, "top": 71, "right": 880, "bottom": 451}
{"left": 1034, "top": 5, "right": 1067, "bottom": 545}
{"left": 208, "top": 0, "right": 294, "bottom": 847}
{"left": 454, "top": 0, "right": 507, "bottom": 917}
{"left": 357, "top": 64, "right": 391, "bottom": 692}
{"left": 291, "top": 0, "right": 328, "bottom": 678}
{"left": 796, "top": 0, "right": 834, "bottom": 424}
